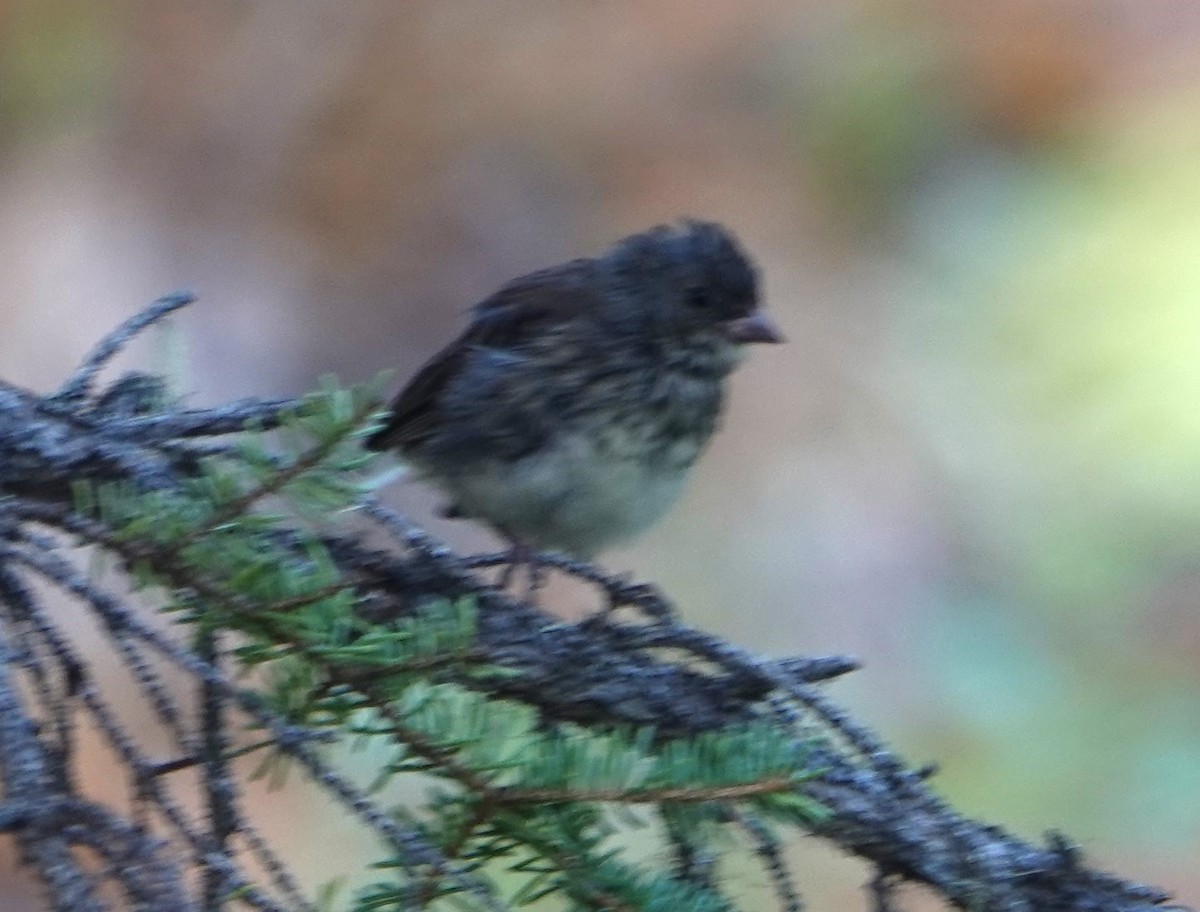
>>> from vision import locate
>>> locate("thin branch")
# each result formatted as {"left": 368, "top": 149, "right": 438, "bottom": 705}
{"left": 491, "top": 776, "right": 799, "bottom": 806}
{"left": 732, "top": 809, "right": 804, "bottom": 912}
{"left": 199, "top": 630, "right": 235, "bottom": 912}
{"left": 0, "top": 629, "right": 110, "bottom": 912}
{"left": 0, "top": 298, "right": 1188, "bottom": 912}
{"left": 54, "top": 291, "right": 196, "bottom": 404}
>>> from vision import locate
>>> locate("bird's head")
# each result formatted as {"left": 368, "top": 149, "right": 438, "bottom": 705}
{"left": 601, "top": 220, "right": 784, "bottom": 354}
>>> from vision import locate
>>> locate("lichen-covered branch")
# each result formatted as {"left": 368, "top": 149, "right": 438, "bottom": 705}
{"left": 0, "top": 296, "right": 1187, "bottom": 912}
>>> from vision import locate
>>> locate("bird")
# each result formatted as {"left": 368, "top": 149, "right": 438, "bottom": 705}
{"left": 366, "top": 219, "right": 783, "bottom": 565}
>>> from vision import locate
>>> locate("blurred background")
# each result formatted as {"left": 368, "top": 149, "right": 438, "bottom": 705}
{"left": 2, "top": 1, "right": 1199, "bottom": 908}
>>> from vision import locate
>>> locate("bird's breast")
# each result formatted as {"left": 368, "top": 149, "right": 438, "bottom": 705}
{"left": 423, "top": 355, "right": 727, "bottom": 556}
{"left": 444, "top": 409, "right": 712, "bottom": 556}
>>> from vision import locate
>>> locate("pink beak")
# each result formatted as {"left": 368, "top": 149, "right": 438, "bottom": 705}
{"left": 724, "top": 311, "right": 785, "bottom": 344}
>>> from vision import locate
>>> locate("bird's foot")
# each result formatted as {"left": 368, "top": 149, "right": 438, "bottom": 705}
{"left": 496, "top": 538, "right": 546, "bottom": 602}
{"left": 605, "top": 580, "right": 675, "bottom": 623}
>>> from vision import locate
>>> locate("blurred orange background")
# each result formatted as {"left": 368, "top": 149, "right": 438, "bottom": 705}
{"left": 1, "top": 1, "right": 1198, "bottom": 909}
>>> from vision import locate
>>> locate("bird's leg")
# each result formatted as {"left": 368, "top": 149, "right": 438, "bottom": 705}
{"left": 442, "top": 504, "right": 541, "bottom": 595}
{"left": 497, "top": 535, "right": 532, "bottom": 589}
{"left": 527, "top": 558, "right": 547, "bottom": 594}
{"left": 495, "top": 535, "right": 548, "bottom": 603}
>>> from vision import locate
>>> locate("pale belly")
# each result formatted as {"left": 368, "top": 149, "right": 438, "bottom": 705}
{"left": 442, "top": 428, "right": 701, "bottom": 556}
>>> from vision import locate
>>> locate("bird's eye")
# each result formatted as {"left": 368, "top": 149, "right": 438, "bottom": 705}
{"left": 686, "top": 286, "right": 708, "bottom": 309}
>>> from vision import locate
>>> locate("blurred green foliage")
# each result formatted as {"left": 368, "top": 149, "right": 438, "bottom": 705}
{"left": 903, "top": 100, "right": 1200, "bottom": 852}
{"left": 0, "top": 0, "right": 121, "bottom": 140}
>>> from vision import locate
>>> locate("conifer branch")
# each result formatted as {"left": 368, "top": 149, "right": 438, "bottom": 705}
{"left": 0, "top": 296, "right": 1187, "bottom": 912}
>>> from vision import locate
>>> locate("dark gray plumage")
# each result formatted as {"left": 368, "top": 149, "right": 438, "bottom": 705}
{"left": 367, "top": 220, "right": 783, "bottom": 557}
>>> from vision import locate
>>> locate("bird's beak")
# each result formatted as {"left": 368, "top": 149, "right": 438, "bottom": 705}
{"left": 723, "top": 311, "right": 785, "bottom": 344}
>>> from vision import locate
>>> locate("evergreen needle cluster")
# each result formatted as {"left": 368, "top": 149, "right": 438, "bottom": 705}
{"left": 73, "top": 374, "right": 824, "bottom": 912}
{"left": 1, "top": 297, "right": 1179, "bottom": 912}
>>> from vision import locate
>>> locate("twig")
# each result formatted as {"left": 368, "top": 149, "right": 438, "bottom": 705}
{"left": 54, "top": 291, "right": 196, "bottom": 404}
{"left": 732, "top": 809, "right": 804, "bottom": 912}
{"left": 0, "top": 298, "right": 1188, "bottom": 912}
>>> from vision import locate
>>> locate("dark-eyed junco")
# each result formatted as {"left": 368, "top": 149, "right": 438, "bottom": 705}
{"left": 367, "top": 220, "right": 783, "bottom": 559}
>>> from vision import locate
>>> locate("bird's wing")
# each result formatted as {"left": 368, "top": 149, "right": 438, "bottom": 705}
{"left": 365, "top": 258, "right": 601, "bottom": 451}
